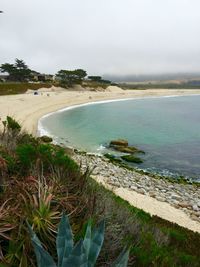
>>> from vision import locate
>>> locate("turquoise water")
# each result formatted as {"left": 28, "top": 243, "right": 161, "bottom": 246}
{"left": 39, "top": 95, "right": 200, "bottom": 181}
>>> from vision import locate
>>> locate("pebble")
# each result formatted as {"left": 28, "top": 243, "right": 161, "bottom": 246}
{"left": 192, "top": 205, "right": 199, "bottom": 212}
{"left": 73, "top": 153, "right": 200, "bottom": 223}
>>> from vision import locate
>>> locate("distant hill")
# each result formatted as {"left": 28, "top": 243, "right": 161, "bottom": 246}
{"left": 104, "top": 73, "right": 200, "bottom": 83}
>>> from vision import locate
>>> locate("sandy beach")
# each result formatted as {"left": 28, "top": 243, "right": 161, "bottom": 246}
{"left": 1, "top": 86, "right": 200, "bottom": 233}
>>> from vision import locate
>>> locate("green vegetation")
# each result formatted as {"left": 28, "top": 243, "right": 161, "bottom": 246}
{"left": 38, "top": 135, "right": 53, "bottom": 143}
{"left": 88, "top": 76, "right": 111, "bottom": 85}
{"left": 88, "top": 76, "right": 103, "bottom": 82}
{"left": 0, "top": 117, "right": 200, "bottom": 266}
{"left": 0, "top": 59, "right": 32, "bottom": 82}
{"left": 0, "top": 59, "right": 114, "bottom": 94}
{"left": 0, "top": 82, "right": 52, "bottom": 95}
{"left": 29, "top": 214, "right": 129, "bottom": 267}
{"left": 83, "top": 80, "right": 109, "bottom": 90}
{"left": 92, "top": 183, "right": 200, "bottom": 267}
{"left": 56, "top": 69, "right": 87, "bottom": 87}
{"left": 121, "top": 155, "right": 143, "bottom": 163}
{"left": 104, "top": 153, "right": 122, "bottom": 164}
{"left": 121, "top": 82, "right": 200, "bottom": 90}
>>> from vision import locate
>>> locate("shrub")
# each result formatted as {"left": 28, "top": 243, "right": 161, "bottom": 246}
{"left": 28, "top": 213, "right": 130, "bottom": 267}
{"left": 5, "top": 116, "right": 21, "bottom": 132}
{"left": 39, "top": 135, "right": 53, "bottom": 143}
{"left": 16, "top": 143, "right": 37, "bottom": 170}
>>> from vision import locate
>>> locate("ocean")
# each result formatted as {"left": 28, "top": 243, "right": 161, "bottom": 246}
{"left": 39, "top": 95, "right": 200, "bottom": 182}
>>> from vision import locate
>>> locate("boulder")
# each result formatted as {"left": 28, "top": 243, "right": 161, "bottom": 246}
{"left": 121, "top": 155, "right": 143, "bottom": 164}
{"left": 110, "top": 139, "right": 128, "bottom": 147}
{"left": 109, "top": 139, "right": 145, "bottom": 154}
{"left": 114, "top": 146, "right": 144, "bottom": 154}
{"left": 39, "top": 135, "right": 53, "bottom": 143}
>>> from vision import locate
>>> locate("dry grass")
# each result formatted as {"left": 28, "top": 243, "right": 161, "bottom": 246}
{"left": 0, "top": 82, "right": 52, "bottom": 95}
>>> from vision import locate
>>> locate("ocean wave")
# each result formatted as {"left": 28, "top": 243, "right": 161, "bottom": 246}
{"left": 96, "top": 144, "right": 106, "bottom": 151}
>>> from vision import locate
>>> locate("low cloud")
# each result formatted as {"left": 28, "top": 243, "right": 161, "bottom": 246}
{"left": 0, "top": 0, "right": 200, "bottom": 76}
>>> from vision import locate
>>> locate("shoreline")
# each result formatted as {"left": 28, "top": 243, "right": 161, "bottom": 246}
{"left": 38, "top": 92, "right": 200, "bottom": 137}
{"left": 1, "top": 87, "right": 200, "bottom": 135}
{"left": 1, "top": 87, "right": 200, "bottom": 232}
{"left": 74, "top": 152, "right": 200, "bottom": 233}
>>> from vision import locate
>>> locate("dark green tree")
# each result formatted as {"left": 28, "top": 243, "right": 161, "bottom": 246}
{"left": 56, "top": 69, "right": 87, "bottom": 87}
{"left": 88, "top": 75, "right": 111, "bottom": 84}
{"left": 75, "top": 69, "right": 87, "bottom": 80}
{"left": 88, "top": 76, "right": 102, "bottom": 82}
{"left": 100, "top": 79, "right": 111, "bottom": 84}
{"left": 0, "top": 63, "right": 15, "bottom": 78}
{"left": 0, "top": 58, "right": 31, "bottom": 81}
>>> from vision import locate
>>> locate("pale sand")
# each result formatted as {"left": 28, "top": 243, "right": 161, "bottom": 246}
{"left": 93, "top": 175, "right": 200, "bottom": 233}
{"left": 1, "top": 87, "right": 200, "bottom": 233}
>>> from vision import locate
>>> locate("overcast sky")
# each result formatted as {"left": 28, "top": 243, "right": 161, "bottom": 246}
{"left": 0, "top": 0, "right": 200, "bottom": 76}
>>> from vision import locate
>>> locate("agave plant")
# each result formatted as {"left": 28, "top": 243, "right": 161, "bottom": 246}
{"left": 28, "top": 214, "right": 129, "bottom": 267}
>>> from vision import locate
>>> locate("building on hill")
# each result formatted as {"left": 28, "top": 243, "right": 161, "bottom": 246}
{"left": 30, "top": 71, "right": 54, "bottom": 82}
{"left": 0, "top": 74, "right": 9, "bottom": 82}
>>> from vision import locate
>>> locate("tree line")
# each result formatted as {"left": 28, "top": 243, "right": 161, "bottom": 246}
{"left": 0, "top": 58, "right": 112, "bottom": 87}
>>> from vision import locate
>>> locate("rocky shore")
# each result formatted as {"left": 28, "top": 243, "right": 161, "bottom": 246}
{"left": 73, "top": 152, "right": 200, "bottom": 223}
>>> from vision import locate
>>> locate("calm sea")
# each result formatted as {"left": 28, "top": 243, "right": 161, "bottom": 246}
{"left": 39, "top": 95, "right": 200, "bottom": 181}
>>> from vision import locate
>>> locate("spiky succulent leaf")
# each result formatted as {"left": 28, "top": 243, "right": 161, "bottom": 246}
{"left": 56, "top": 214, "right": 73, "bottom": 267}
{"left": 27, "top": 222, "right": 56, "bottom": 267}
{"left": 27, "top": 222, "right": 42, "bottom": 248}
{"left": 87, "top": 220, "right": 105, "bottom": 267}
{"left": 32, "top": 239, "right": 56, "bottom": 267}
{"left": 83, "top": 219, "right": 92, "bottom": 257}
{"left": 111, "top": 248, "right": 130, "bottom": 267}
{"left": 62, "top": 239, "right": 87, "bottom": 267}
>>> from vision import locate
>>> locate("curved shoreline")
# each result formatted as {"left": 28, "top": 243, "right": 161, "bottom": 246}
{"left": 38, "top": 92, "right": 200, "bottom": 137}
{"left": 38, "top": 93, "right": 200, "bottom": 154}
{"left": 1, "top": 88, "right": 200, "bottom": 233}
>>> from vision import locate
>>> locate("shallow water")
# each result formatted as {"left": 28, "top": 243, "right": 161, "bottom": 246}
{"left": 39, "top": 95, "right": 200, "bottom": 181}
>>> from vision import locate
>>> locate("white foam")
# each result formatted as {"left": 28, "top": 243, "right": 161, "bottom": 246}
{"left": 38, "top": 93, "right": 200, "bottom": 139}
{"left": 96, "top": 144, "right": 106, "bottom": 151}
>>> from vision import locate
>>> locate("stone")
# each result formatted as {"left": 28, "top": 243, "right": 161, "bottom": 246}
{"left": 130, "top": 185, "right": 138, "bottom": 191}
{"left": 178, "top": 202, "right": 190, "bottom": 208}
{"left": 114, "top": 146, "right": 139, "bottom": 153}
{"left": 39, "top": 135, "right": 53, "bottom": 143}
{"left": 192, "top": 204, "right": 199, "bottom": 211}
{"left": 110, "top": 139, "right": 128, "bottom": 147}
{"left": 72, "top": 149, "right": 200, "bottom": 223}
{"left": 136, "top": 188, "right": 146, "bottom": 194}
{"left": 170, "top": 193, "right": 181, "bottom": 200}
{"left": 155, "top": 196, "right": 166, "bottom": 202}
{"left": 149, "top": 191, "right": 156, "bottom": 197}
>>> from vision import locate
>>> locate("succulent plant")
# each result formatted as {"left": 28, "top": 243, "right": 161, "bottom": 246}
{"left": 28, "top": 213, "right": 129, "bottom": 267}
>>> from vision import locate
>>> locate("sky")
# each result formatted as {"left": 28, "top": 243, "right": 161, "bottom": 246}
{"left": 0, "top": 0, "right": 200, "bottom": 77}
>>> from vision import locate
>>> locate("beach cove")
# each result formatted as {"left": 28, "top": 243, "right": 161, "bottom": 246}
{"left": 1, "top": 86, "right": 200, "bottom": 233}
